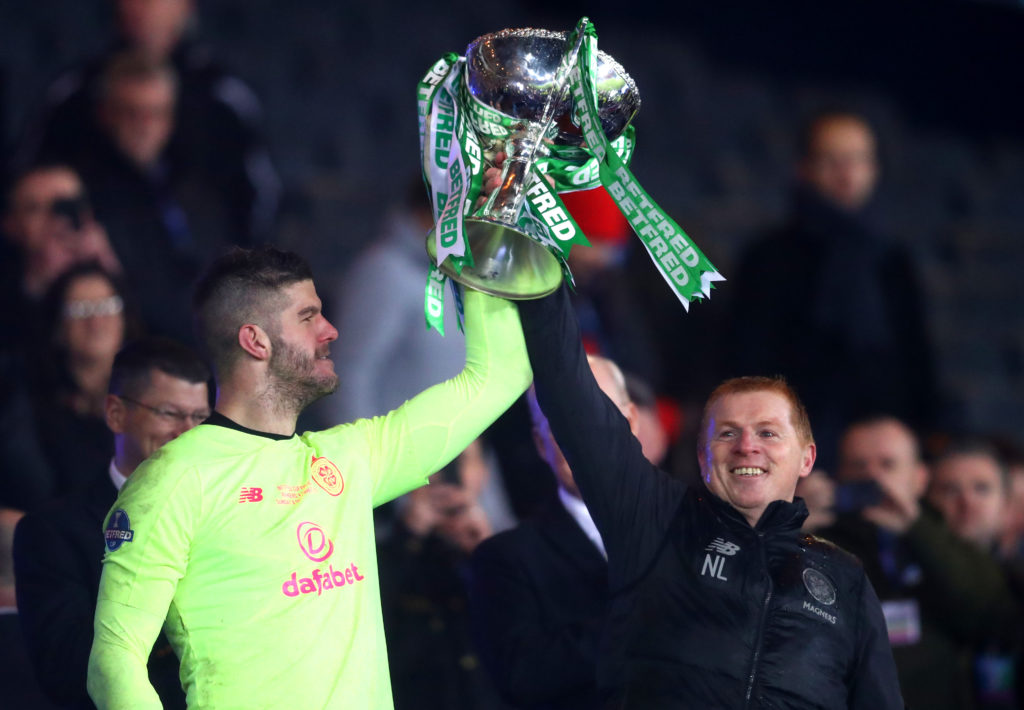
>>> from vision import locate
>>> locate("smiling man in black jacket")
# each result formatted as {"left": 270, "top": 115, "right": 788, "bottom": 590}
{"left": 516, "top": 287, "right": 903, "bottom": 709}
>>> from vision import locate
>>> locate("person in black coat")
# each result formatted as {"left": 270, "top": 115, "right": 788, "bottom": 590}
{"left": 12, "top": 337, "right": 210, "bottom": 709}
{"left": 470, "top": 355, "right": 631, "bottom": 709}
{"left": 728, "top": 111, "right": 937, "bottom": 473}
{"left": 515, "top": 285, "right": 904, "bottom": 709}
{"left": 15, "top": 0, "right": 279, "bottom": 245}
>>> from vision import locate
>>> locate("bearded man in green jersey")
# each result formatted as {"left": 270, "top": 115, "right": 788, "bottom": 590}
{"left": 87, "top": 247, "right": 532, "bottom": 710}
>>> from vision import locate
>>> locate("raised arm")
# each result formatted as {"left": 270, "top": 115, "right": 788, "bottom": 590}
{"left": 517, "top": 286, "right": 685, "bottom": 578}
{"left": 366, "top": 288, "right": 532, "bottom": 506}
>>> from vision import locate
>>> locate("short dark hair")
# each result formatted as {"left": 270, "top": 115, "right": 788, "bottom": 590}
{"left": 109, "top": 336, "right": 210, "bottom": 400}
{"left": 192, "top": 247, "right": 314, "bottom": 376}
{"left": 933, "top": 436, "right": 1009, "bottom": 491}
{"left": 699, "top": 376, "right": 813, "bottom": 450}
{"left": 841, "top": 414, "right": 922, "bottom": 462}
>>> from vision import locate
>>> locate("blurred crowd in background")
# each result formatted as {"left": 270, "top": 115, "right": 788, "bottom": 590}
{"left": 1, "top": 0, "right": 1023, "bottom": 708}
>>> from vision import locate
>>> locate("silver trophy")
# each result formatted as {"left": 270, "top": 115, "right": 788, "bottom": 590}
{"left": 426, "top": 25, "right": 640, "bottom": 299}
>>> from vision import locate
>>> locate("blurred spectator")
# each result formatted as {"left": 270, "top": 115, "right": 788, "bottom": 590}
{"left": 486, "top": 187, "right": 666, "bottom": 523}
{"left": 323, "top": 184, "right": 464, "bottom": 424}
{"left": 16, "top": 0, "right": 280, "bottom": 243}
{"left": 30, "top": 263, "right": 142, "bottom": 498}
{"left": 820, "top": 416, "right": 1019, "bottom": 710}
{"left": 64, "top": 51, "right": 246, "bottom": 342}
{"left": 991, "top": 438, "right": 1024, "bottom": 561}
{"left": 0, "top": 355, "right": 54, "bottom": 512}
{"left": 0, "top": 507, "right": 58, "bottom": 708}
{"left": 927, "top": 438, "right": 1024, "bottom": 709}
{"left": 622, "top": 372, "right": 670, "bottom": 468}
{"left": 795, "top": 468, "right": 837, "bottom": 532}
{"left": 1006, "top": 462, "right": 1024, "bottom": 561}
{"left": 0, "top": 164, "right": 120, "bottom": 351}
{"left": 729, "top": 110, "right": 937, "bottom": 472}
{"left": 14, "top": 335, "right": 209, "bottom": 709}
{"left": 2, "top": 263, "right": 136, "bottom": 512}
{"left": 377, "top": 439, "right": 509, "bottom": 710}
{"left": 469, "top": 355, "right": 637, "bottom": 709}
{"left": 322, "top": 183, "right": 537, "bottom": 525}
{"left": 0, "top": 508, "right": 22, "bottom": 609}
{"left": 929, "top": 439, "right": 1011, "bottom": 552}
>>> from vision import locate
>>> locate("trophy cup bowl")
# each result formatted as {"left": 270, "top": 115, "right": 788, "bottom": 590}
{"left": 463, "top": 28, "right": 640, "bottom": 151}
{"left": 425, "top": 26, "right": 640, "bottom": 299}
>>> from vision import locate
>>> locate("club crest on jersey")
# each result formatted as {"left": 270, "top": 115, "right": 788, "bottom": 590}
{"left": 803, "top": 568, "right": 837, "bottom": 606}
{"left": 104, "top": 509, "right": 134, "bottom": 552}
{"left": 310, "top": 456, "right": 344, "bottom": 496}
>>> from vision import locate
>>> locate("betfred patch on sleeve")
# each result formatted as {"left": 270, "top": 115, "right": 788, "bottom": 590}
{"left": 104, "top": 509, "right": 135, "bottom": 552}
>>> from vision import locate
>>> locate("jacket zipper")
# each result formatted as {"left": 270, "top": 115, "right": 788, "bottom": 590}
{"left": 744, "top": 532, "right": 773, "bottom": 708}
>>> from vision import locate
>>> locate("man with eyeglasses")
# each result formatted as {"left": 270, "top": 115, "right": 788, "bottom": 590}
{"left": 86, "top": 247, "right": 531, "bottom": 709}
{"left": 13, "top": 336, "right": 209, "bottom": 709}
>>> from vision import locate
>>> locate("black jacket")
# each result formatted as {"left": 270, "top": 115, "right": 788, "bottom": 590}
{"left": 469, "top": 497, "right": 609, "bottom": 709}
{"left": 728, "top": 186, "right": 937, "bottom": 473}
{"left": 12, "top": 474, "right": 185, "bottom": 709}
{"left": 517, "top": 287, "right": 903, "bottom": 709}
{"left": 375, "top": 513, "right": 509, "bottom": 710}
{"left": 820, "top": 512, "right": 1022, "bottom": 710}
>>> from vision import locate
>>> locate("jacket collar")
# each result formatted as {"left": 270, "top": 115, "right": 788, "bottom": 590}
{"left": 700, "top": 488, "right": 809, "bottom": 535}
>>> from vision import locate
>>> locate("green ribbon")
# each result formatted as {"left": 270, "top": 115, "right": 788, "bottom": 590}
{"left": 417, "top": 17, "right": 722, "bottom": 334}
{"left": 418, "top": 55, "right": 484, "bottom": 332}
{"left": 423, "top": 264, "right": 447, "bottom": 335}
{"left": 565, "top": 19, "right": 724, "bottom": 309}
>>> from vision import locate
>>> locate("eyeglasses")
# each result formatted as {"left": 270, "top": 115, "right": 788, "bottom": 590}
{"left": 64, "top": 295, "right": 124, "bottom": 320}
{"left": 119, "top": 395, "right": 210, "bottom": 425}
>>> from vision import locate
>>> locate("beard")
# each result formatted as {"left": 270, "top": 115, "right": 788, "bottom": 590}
{"left": 267, "top": 337, "right": 339, "bottom": 413}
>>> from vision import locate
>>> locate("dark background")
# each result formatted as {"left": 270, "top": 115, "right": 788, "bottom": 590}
{"left": 2, "top": 0, "right": 1022, "bottom": 438}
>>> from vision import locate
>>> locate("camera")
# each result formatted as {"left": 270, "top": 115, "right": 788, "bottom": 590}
{"left": 833, "top": 480, "right": 883, "bottom": 513}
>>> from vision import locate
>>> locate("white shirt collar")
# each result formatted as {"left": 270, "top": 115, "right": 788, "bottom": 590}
{"left": 109, "top": 459, "right": 128, "bottom": 492}
{"left": 558, "top": 486, "right": 606, "bottom": 559}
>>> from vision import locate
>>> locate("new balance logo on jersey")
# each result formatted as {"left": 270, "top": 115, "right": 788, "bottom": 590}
{"left": 701, "top": 538, "right": 738, "bottom": 581}
{"left": 705, "top": 538, "right": 740, "bottom": 555}
{"left": 239, "top": 487, "right": 263, "bottom": 503}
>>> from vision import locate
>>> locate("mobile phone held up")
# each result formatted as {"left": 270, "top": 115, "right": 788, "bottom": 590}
{"left": 833, "top": 480, "right": 883, "bottom": 513}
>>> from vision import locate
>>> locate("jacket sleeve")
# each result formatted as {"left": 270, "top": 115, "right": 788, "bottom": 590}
{"left": 13, "top": 511, "right": 96, "bottom": 705}
{"left": 468, "top": 533, "right": 601, "bottom": 705}
{"left": 848, "top": 572, "right": 905, "bottom": 709}
{"left": 517, "top": 286, "right": 686, "bottom": 582}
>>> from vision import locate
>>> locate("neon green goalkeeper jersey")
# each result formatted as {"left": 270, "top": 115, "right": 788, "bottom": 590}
{"left": 87, "top": 291, "right": 531, "bottom": 710}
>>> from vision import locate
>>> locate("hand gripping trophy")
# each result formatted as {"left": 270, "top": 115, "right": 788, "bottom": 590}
{"left": 417, "top": 17, "right": 723, "bottom": 331}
